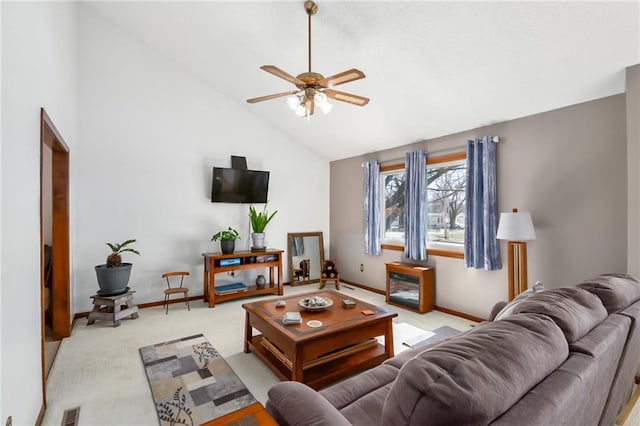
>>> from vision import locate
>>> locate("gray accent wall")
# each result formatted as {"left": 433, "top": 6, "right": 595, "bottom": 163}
{"left": 330, "top": 94, "right": 627, "bottom": 319}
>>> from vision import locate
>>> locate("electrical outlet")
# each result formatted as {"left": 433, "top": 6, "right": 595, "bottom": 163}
{"left": 360, "top": 263, "right": 364, "bottom": 272}
{"left": 6, "top": 416, "right": 12, "bottom": 426}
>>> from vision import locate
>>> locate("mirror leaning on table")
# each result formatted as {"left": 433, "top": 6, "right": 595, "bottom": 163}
{"left": 287, "top": 232, "right": 325, "bottom": 286}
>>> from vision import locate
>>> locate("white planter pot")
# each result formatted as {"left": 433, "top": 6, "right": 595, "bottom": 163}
{"left": 251, "top": 232, "right": 266, "bottom": 249}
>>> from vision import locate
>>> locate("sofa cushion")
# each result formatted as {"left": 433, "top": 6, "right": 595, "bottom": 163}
{"left": 266, "top": 381, "right": 351, "bottom": 426}
{"left": 320, "top": 364, "right": 399, "bottom": 410}
{"left": 491, "top": 352, "right": 598, "bottom": 426}
{"left": 489, "top": 301, "right": 508, "bottom": 321}
{"left": 384, "top": 328, "right": 471, "bottom": 370}
{"left": 577, "top": 273, "right": 640, "bottom": 314}
{"left": 599, "top": 302, "right": 640, "bottom": 425}
{"left": 511, "top": 287, "right": 607, "bottom": 343}
{"left": 382, "top": 313, "right": 568, "bottom": 426}
{"left": 336, "top": 383, "right": 393, "bottom": 426}
{"left": 494, "top": 281, "right": 544, "bottom": 320}
{"left": 569, "top": 314, "right": 630, "bottom": 423}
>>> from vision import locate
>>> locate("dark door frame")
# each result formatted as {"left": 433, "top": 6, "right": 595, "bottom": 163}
{"left": 40, "top": 108, "right": 70, "bottom": 410}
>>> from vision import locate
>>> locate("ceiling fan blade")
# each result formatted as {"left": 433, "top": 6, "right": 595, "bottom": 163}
{"left": 246, "top": 90, "right": 299, "bottom": 104}
{"left": 324, "top": 89, "right": 369, "bottom": 106}
{"left": 260, "top": 65, "right": 305, "bottom": 87}
{"left": 318, "top": 69, "right": 365, "bottom": 88}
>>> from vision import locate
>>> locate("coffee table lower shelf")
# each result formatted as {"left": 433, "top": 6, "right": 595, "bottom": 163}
{"left": 247, "top": 335, "right": 388, "bottom": 390}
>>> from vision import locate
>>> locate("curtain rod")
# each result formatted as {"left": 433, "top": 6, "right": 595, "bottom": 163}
{"left": 362, "top": 136, "right": 500, "bottom": 167}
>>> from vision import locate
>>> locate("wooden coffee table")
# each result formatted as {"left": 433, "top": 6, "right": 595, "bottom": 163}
{"left": 242, "top": 290, "right": 397, "bottom": 389}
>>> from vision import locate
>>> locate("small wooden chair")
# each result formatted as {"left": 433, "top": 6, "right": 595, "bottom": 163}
{"left": 319, "top": 259, "right": 340, "bottom": 290}
{"left": 293, "top": 259, "right": 310, "bottom": 283}
{"left": 162, "top": 271, "right": 190, "bottom": 314}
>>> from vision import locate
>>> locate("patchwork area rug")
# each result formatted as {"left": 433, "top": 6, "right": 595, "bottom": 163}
{"left": 403, "top": 325, "right": 461, "bottom": 348}
{"left": 140, "top": 333, "right": 256, "bottom": 426}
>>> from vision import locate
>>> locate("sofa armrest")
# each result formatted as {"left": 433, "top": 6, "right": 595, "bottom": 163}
{"left": 489, "top": 301, "right": 508, "bottom": 321}
{"left": 266, "top": 381, "right": 351, "bottom": 426}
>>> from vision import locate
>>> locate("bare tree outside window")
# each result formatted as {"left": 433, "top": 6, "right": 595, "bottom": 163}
{"left": 383, "top": 171, "right": 405, "bottom": 242}
{"left": 427, "top": 162, "right": 466, "bottom": 244}
{"left": 381, "top": 161, "right": 465, "bottom": 247}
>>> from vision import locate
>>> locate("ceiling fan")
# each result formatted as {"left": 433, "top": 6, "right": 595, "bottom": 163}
{"left": 246, "top": 1, "right": 369, "bottom": 117}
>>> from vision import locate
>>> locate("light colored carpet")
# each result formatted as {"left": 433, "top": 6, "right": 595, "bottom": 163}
{"left": 403, "top": 325, "right": 460, "bottom": 348}
{"left": 374, "top": 321, "right": 430, "bottom": 355}
{"left": 42, "top": 284, "right": 475, "bottom": 425}
{"left": 42, "top": 284, "right": 640, "bottom": 425}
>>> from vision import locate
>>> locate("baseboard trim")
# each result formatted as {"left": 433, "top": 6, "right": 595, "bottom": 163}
{"left": 340, "top": 279, "right": 386, "bottom": 295}
{"left": 73, "top": 294, "right": 205, "bottom": 320}
{"left": 434, "top": 306, "right": 485, "bottom": 323}
{"left": 72, "top": 284, "right": 486, "bottom": 324}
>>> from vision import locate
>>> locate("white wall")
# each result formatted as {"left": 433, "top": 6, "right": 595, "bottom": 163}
{"left": 627, "top": 64, "right": 640, "bottom": 277}
{"left": 331, "top": 95, "right": 627, "bottom": 319}
{"left": 75, "top": 5, "right": 329, "bottom": 312}
{"left": 1, "top": 2, "right": 76, "bottom": 424}
{"left": 0, "top": 2, "right": 4, "bottom": 419}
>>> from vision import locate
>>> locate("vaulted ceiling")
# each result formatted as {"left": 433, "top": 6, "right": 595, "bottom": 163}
{"left": 87, "top": 1, "right": 640, "bottom": 161}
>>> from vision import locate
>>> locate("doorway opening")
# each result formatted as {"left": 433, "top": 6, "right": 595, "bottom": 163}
{"left": 40, "top": 108, "right": 71, "bottom": 408}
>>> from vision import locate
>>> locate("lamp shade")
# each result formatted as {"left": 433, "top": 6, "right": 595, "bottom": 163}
{"left": 496, "top": 210, "right": 536, "bottom": 241}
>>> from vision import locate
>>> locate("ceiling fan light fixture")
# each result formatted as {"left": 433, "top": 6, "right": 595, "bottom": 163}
{"left": 294, "top": 103, "right": 308, "bottom": 117}
{"left": 314, "top": 91, "right": 327, "bottom": 104}
{"left": 287, "top": 95, "right": 301, "bottom": 110}
{"left": 247, "top": 1, "right": 369, "bottom": 117}
{"left": 314, "top": 91, "right": 333, "bottom": 115}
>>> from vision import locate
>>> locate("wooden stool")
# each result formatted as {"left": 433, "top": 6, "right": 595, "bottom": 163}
{"left": 87, "top": 290, "right": 139, "bottom": 327}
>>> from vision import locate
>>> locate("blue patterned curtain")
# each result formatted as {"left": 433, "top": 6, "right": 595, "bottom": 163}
{"left": 464, "top": 137, "right": 501, "bottom": 270}
{"left": 364, "top": 160, "right": 381, "bottom": 255}
{"left": 404, "top": 150, "right": 427, "bottom": 261}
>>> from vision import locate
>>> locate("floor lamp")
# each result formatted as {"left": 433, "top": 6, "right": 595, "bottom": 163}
{"left": 497, "top": 208, "right": 536, "bottom": 301}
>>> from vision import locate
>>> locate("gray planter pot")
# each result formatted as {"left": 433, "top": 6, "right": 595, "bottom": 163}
{"left": 95, "top": 263, "right": 132, "bottom": 295}
{"left": 220, "top": 240, "right": 235, "bottom": 254}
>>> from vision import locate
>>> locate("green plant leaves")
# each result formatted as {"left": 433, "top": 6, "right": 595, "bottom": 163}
{"left": 248, "top": 205, "right": 278, "bottom": 233}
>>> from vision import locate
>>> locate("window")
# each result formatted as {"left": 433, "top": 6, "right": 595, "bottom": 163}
{"left": 382, "top": 167, "right": 405, "bottom": 245}
{"left": 380, "top": 154, "right": 466, "bottom": 258}
{"left": 427, "top": 158, "right": 466, "bottom": 247}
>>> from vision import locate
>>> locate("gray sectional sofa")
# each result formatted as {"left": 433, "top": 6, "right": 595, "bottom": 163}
{"left": 266, "top": 274, "right": 640, "bottom": 425}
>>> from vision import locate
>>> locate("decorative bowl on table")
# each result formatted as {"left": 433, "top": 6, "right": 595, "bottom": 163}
{"left": 298, "top": 296, "right": 333, "bottom": 311}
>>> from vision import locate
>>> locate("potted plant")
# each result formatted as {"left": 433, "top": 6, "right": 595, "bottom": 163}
{"left": 95, "top": 239, "right": 140, "bottom": 295}
{"left": 212, "top": 227, "right": 240, "bottom": 254}
{"left": 248, "top": 205, "right": 278, "bottom": 251}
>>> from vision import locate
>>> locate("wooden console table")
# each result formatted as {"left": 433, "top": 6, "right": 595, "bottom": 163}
{"left": 202, "top": 249, "right": 284, "bottom": 308}
{"left": 385, "top": 262, "right": 435, "bottom": 313}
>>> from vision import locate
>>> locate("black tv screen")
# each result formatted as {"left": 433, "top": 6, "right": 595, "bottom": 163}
{"left": 211, "top": 167, "right": 270, "bottom": 203}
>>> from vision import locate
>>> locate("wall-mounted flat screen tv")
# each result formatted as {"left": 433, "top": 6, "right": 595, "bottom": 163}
{"left": 211, "top": 167, "right": 270, "bottom": 203}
